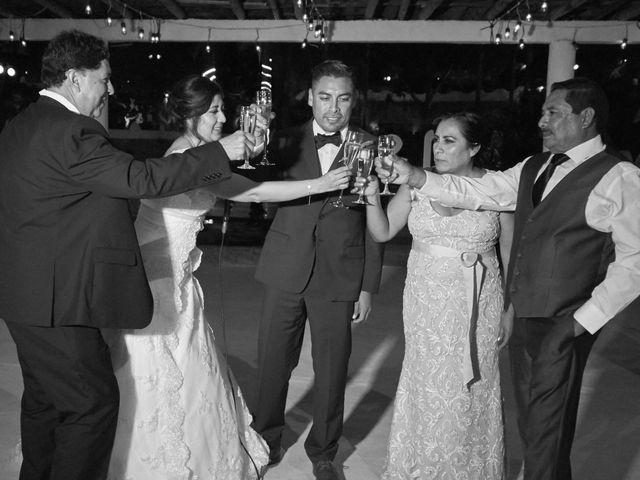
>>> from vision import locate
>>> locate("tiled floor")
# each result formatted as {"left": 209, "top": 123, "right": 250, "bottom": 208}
{"left": 1, "top": 244, "right": 639, "bottom": 479}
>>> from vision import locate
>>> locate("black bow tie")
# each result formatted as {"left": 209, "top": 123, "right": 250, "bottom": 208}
{"left": 315, "top": 132, "right": 342, "bottom": 149}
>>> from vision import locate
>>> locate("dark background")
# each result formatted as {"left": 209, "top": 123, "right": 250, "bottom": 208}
{"left": 1, "top": 40, "right": 640, "bottom": 166}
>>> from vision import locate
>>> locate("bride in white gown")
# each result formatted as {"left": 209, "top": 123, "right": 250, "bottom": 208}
{"left": 106, "top": 75, "right": 350, "bottom": 480}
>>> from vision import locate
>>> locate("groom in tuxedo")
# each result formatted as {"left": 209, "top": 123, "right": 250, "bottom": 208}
{"left": 0, "top": 30, "right": 259, "bottom": 480}
{"left": 252, "top": 59, "right": 383, "bottom": 480}
{"left": 377, "top": 77, "right": 640, "bottom": 480}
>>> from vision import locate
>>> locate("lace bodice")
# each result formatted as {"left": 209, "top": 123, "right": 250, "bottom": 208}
{"left": 408, "top": 188, "right": 500, "bottom": 253}
{"left": 135, "top": 154, "right": 218, "bottom": 312}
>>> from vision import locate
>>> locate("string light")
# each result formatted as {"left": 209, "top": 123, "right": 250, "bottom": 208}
{"left": 8, "top": 30, "right": 15, "bottom": 41}
{"left": 519, "top": 38, "right": 525, "bottom": 50}
{"left": 106, "top": 16, "right": 112, "bottom": 26}
{"left": 205, "top": 28, "right": 212, "bottom": 54}
{"left": 541, "top": 1, "right": 548, "bottom": 13}
{"left": 138, "top": 27, "right": 145, "bottom": 40}
{"left": 504, "top": 25, "right": 511, "bottom": 39}
{"left": 121, "top": 21, "right": 127, "bottom": 35}
{"left": 85, "top": 2, "right": 92, "bottom": 15}
{"left": 514, "top": 19, "right": 522, "bottom": 33}
{"left": 19, "top": 19, "right": 26, "bottom": 47}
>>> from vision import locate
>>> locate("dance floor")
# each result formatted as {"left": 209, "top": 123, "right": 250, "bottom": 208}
{"left": 1, "top": 243, "right": 639, "bottom": 479}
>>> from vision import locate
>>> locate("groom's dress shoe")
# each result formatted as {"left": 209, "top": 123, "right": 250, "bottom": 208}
{"left": 313, "top": 460, "right": 339, "bottom": 480}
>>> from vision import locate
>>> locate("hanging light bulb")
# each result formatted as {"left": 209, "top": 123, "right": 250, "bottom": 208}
{"left": 9, "top": 30, "right": 15, "bottom": 41}
{"left": 205, "top": 43, "right": 211, "bottom": 53}
{"left": 541, "top": 1, "right": 548, "bottom": 13}
{"left": 320, "top": 32, "right": 326, "bottom": 44}
{"left": 85, "top": 2, "right": 92, "bottom": 15}
{"left": 297, "top": 0, "right": 303, "bottom": 7}
{"left": 20, "top": 36, "right": 27, "bottom": 47}
{"left": 302, "top": 13, "right": 308, "bottom": 23}
{"left": 495, "top": 33, "right": 502, "bottom": 45}
{"left": 121, "top": 21, "right": 127, "bottom": 35}
{"left": 138, "top": 28, "right": 145, "bottom": 40}
{"left": 573, "top": 63, "right": 580, "bottom": 71}
{"left": 106, "top": 16, "right": 112, "bottom": 26}
{"left": 505, "top": 27, "right": 511, "bottom": 39}
{"left": 256, "top": 43, "right": 261, "bottom": 53}
{"left": 621, "top": 37, "right": 628, "bottom": 50}
{"left": 526, "top": 12, "right": 532, "bottom": 22}
{"left": 156, "top": 54, "right": 162, "bottom": 60}
{"left": 301, "top": 38, "right": 308, "bottom": 49}
{"left": 519, "top": 38, "right": 525, "bottom": 50}
{"left": 514, "top": 20, "right": 522, "bottom": 33}
{"left": 314, "top": 23, "right": 322, "bottom": 38}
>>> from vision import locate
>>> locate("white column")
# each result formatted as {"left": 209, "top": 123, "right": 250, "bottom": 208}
{"left": 546, "top": 39, "right": 575, "bottom": 92}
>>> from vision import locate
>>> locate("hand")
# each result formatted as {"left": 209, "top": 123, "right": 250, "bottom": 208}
{"left": 375, "top": 154, "right": 425, "bottom": 187}
{"left": 352, "top": 291, "right": 372, "bottom": 324}
{"left": 497, "top": 303, "right": 515, "bottom": 350}
{"left": 351, "top": 174, "right": 380, "bottom": 197}
{"left": 315, "top": 166, "right": 351, "bottom": 193}
{"left": 251, "top": 103, "right": 275, "bottom": 138}
{"left": 219, "top": 130, "right": 255, "bottom": 161}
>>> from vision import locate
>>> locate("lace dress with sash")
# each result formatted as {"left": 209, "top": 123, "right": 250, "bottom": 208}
{"left": 107, "top": 149, "right": 269, "bottom": 480}
{"left": 382, "top": 189, "right": 504, "bottom": 480}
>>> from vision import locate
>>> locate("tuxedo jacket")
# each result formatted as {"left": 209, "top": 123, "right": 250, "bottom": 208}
{"left": 0, "top": 96, "right": 232, "bottom": 328}
{"left": 255, "top": 120, "right": 383, "bottom": 301}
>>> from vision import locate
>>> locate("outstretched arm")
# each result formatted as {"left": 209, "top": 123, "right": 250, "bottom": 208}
{"left": 208, "top": 166, "right": 351, "bottom": 203}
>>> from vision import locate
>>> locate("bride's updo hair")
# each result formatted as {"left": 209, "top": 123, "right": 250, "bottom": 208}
{"left": 432, "top": 112, "right": 502, "bottom": 170}
{"left": 161, "top": 74, "right": 223, "bottom": 135}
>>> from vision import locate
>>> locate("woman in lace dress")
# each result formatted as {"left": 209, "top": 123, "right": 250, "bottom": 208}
{"left": 106, "top": 75, "right": 349, "bottom": 480}
{"left": 359, "top": 112, "right": 514, "bottom": 479}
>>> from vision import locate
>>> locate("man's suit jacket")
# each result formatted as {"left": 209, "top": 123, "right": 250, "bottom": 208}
{"left": 0, "top": 96, "right": 232, "bottom": 328}
{"left": 255, "top": 120, "right": 383, "bottom": 301}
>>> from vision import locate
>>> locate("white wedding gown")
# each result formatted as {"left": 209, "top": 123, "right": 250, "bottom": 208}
{"left": 107, "top": 150, "right": 269, "bottom": 479}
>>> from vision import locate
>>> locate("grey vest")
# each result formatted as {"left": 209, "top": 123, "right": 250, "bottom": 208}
{"left": 506, "top": 149, "right": 623, "bottom": 318}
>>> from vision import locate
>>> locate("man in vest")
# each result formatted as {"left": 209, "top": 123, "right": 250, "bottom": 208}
{"left": 374, "top": 77, "right": 640, "bottom": 480}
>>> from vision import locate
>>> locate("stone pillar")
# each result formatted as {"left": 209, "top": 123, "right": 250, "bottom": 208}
{"left": 546, "top": 39, "right": 576, "bottom": 92}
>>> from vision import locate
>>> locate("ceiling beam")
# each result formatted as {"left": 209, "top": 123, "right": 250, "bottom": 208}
{"left": 266, "top": 0, "right": 281, "bottom": 20}
{"left": 549, "top": 0, "right": 589, "bottom": 21}
{"left": 417, "top": 0, "right": 446, "bottom": 20}
{"left": 16, "top": 19, "right": 640, "bottom": 45}
{"left": 611, "top": 3, "right": 640, "bottom": 20}
{"left": 229, "top": 0, "right": 246, "bottom": 20}
{"left": 484, "top": 0, "right": 518, "bottom": 21}
{"left": 157, "top": 0, "right": 186, "bottom": 19}
{"left": 364, "top": 0, "right": 379, "bottom": 19}
{"left": 34, "top": 0, "right": 73, "bottom": 18}
{"left": 398, "top": 0, "right": 411, "bottom": 20}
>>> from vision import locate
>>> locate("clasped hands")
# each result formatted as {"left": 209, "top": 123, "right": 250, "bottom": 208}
{"left": 219, "top": 105, "right": 275, "bottom": 161}
{"left": 351, "top": 153, "right": 415, "bottom": 197}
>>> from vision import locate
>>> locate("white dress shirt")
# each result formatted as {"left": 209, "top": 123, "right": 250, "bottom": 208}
{"left": 40, "top": 89, "right": 80, "bottom": 114}
{"left": 419, "top": 135, "right": 640, "bottom": 334}
{"left": 312, "top": 120, "right": 347, "bottom": 175}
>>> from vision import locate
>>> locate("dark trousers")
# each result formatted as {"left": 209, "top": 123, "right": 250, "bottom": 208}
{"left": 252, "top": 284, "right": 353, "bottom": 463}
{"left": 513, "top": 315, "right": 596, "bottom": 480}
{"left": 6, "top": 322, "right": 119, "bottom": 480}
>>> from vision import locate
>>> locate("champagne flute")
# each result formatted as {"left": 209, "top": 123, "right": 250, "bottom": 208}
{"left": 256, "top": 90, "right": 274, "bottom": 166}
{"left": 238, "top": 105, "right": 256, "bottom": 170}
{"left": 331, "top": 130, "right": 364, "bottom": 208}
{"left": 378, "top": 135, "right": 396, "bottom": 196}
{"left": 353, "top": 147, "right": 375, "bottom": 205}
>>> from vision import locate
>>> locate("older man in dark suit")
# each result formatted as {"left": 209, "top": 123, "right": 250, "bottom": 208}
{"left": 375, "top": 77, "right": 640, "bottom": 480}
{"left": 252, "top": 60, "right": 384, "bottom": 480}
{"left": 0, "top": 30, "right": 258, "bottom": 480}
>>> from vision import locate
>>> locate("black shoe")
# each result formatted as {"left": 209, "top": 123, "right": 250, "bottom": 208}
{"left": 268, "top": 446, "right": 284, "bottom": 466}
{"left": 313, "top": 460, "right": 339, "bottom": 480}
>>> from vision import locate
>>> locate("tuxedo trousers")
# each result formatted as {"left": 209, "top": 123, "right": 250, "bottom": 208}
{"left": 515, "top": 315, "right": 596, "bottom": 480}
{"left": 5, "top": 322, "right": 119, "bottom": 480}
{"left": 252, "top": 284, "right": 353, "bottom": 463}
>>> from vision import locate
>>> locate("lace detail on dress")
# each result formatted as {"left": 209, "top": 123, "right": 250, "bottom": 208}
{"left": 107, "top": 149, "right": 269, "bottom": 479}
{"left": 382, "top": 189, "right": 504, "bottom": 480}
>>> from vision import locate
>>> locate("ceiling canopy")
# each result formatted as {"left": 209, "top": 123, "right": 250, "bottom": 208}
{"left": 1, "top": 0, "right": 640, "bottom": 22}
